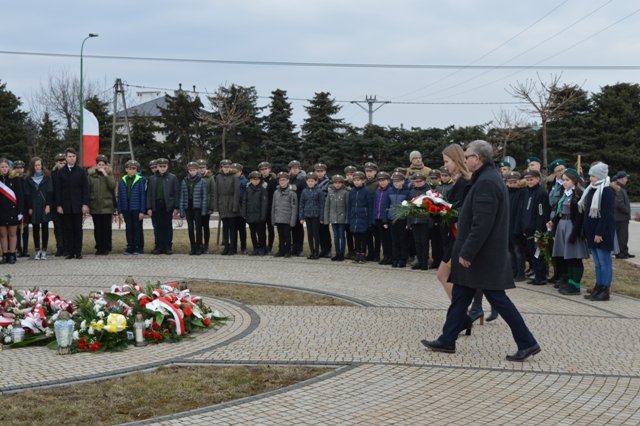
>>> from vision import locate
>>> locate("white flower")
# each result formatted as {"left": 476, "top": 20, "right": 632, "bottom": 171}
{"left": 88, "top": 327, "right": 95, "bottom": 335}
{"left": 212, "top": 310, "right": 222, "bottom": 318}
{"left": 97, "top": 311, "right": 105, "bottom": 319}
{"left": 72, "top": 331, "right": 79, "bottom": 340}
{"left": 144, "top": 319, "right": 152, "bottom": 328}
{"left": 80, "top": 320, "right": 87, "bottom": 332}
{"left": 97, "top": 319, "right": 104, "bottom": 326}
{"left": 45, "top": 328, "right": 54, "bottom": 337}
{"left": 4, "top": 336, "right": 11, "bottom": 344}
{"left": 401, "top": 200, "right": 408, "bottom": 206}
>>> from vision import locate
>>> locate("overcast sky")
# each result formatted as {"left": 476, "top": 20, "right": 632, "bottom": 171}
{"left": 2, "top": 0, "right": 639, "bottom": 130}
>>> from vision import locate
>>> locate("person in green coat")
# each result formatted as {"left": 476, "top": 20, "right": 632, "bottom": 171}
{"left": 88, "top": 155, "right": 116, "bottom": 255}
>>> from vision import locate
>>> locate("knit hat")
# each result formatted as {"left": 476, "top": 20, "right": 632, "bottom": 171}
{"left": 409, "top": 151, "right": 422, "bottom": 162}
{"left": 588, "top": 162, "right": 608, "bottom": 180}
{"left": 563, "top": 168, "right": 580, "bottom": 183}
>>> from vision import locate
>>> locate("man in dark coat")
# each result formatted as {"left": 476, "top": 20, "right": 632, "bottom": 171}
{"left": 146, "top": 158, "right": 179, "bottom": 254}
{"left": 421, "top": 140, "right": 540, "bottom": 362}
{"left": 55, "top": 148, "right": 90, "bottom": 259}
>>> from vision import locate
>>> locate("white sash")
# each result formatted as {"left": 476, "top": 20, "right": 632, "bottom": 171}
{"left": 0, "top": 179, "right": 17, "bottom": 205}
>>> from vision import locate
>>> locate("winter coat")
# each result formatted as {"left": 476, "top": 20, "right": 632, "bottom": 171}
{"left": 179, "top": 175, "right": 208, "bottom": 216}
{"left": 348, "top": 185, "right": 370, "bottom": 233}
{"left": 382, "top": 186, "right": 410, "bottom": 224}
{"left": 215, "top": 173, "right": 240, "bottom": 218}
{"left": 117, "top": 174, "right": 147, "bottom": 213}
{"left": 582, "top": 185, "right": 616, "bottom": 251}
{"left": 242, "top": 183, "right": 268, "bottom": 224}
{"left": 261, "top": 173, "right": 278, "bottom": 220}
{"left": 271, "top": 186, "right": 297, "bottom": 227}
{"left": 450, "top": 163, "right": 514, "bottom": 291}
{"left": 56, "top": 164, "right": 90, "bottom": 214}
{"left": 200, "top": 172, "right": 216, "bottom": 215}
{"left": 146, "top": 172, "right": 180, "bottom": 212}
{"left": 0, "top": 171, "right": 24, "bottom": 225}
{"left": 24, "top": 174, "right": 53, "bottom": 224}
{"left": 238, "top": 175, "right": 248, "bottom": 208}
{"left": 299, "top": 186, "right": 325, "bottom": 219}
{"left": 371, "top": 185, "right": 391, "bottom": 224}
{"left": 508, "top": 187, "right": 526, "bottom": 243}
{"left": 520, "top": 184, "right": 550, "bottom": 237}
{"left": 324, "top": 186, "right": 349, "bottom": 224}
{"left": 88, "top": 167, "right": 116, "bottom": 214}
{"left": 613, "top": 182, "right": 631, "bottom": 222}
{"left": 288, "top": 172, "right": 307, "bottom": 200}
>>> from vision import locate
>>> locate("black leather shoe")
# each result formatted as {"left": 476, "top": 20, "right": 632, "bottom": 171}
{"left": 75, "top": 254, "right": 83, "bottom": 259}
{"left": 65, "top": 255, "right": 75, "bottom": 260}
{"left": 420, "top": 339, "right": 455, "bottom": 353}
{"left": 506, "top": 343, "right": 541, "bottom": 362}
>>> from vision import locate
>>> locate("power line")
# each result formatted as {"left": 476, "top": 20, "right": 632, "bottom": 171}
{"left": 123, "top": 83, "right": 526, "bottom": 106}
{"left": 1, "top": 49, "right": 639, "bottom": 70}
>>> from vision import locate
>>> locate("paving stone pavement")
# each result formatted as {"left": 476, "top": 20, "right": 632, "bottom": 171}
{"left": 1, "top": 251, "right": 639, "bottom": 425}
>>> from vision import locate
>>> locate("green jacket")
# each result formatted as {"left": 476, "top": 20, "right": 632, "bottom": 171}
{"left": 88, "top": 166, "right": 116, "bottom": 214}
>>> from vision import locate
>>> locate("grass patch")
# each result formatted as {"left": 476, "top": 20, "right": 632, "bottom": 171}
{"left": 0, "top": 365, "right": 331, "bottom": 425}
{"left": 187, "top": 280, "right": 354, "bottom": 306}
{"left": 582, "top": 258, "right": 640, "bottom": 298}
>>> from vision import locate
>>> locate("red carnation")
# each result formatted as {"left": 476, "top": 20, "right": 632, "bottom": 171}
{"left": 89, "top": 342, "right": 101, "bottom": 352}
{"left": 183, "top": 306, "right": 193, "bottom": 317}
{"left": 78, "top": 338, "right": 88, "bottom": 351}
{"left": 429, "top": 205, "right": 439, "bottom": 214}
{"left": 151, "top": 321, "right": 160, "bottom": 331}
{"left": 203, "top": 318, "right": 211, "bottom": 327}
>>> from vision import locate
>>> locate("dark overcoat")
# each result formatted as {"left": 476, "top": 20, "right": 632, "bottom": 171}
{"left": 55, "top": 165, "right": 89, "bottom": 214}
{"left": 450, "top": 163, "right": 514, "bottom": 291}
{"left": 24, "top": 175, "right": 53, "bottom": 224}
{"left": 215, "top": 173, "right": 240, "bottom": 219}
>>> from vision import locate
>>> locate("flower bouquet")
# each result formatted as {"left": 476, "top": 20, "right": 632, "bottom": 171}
{"left": 391, "top": 190, "right": 458, "bottom": 224}
{"left": 534, "top": 230, "right": 553, "bottom": 267}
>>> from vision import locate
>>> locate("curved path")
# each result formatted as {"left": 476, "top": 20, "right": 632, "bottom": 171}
{"left": 2, "top": 252, "right": 639, "bottom": 425}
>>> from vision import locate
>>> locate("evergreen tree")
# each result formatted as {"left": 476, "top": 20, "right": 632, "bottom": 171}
{"left": 263, "top": 89, "right": 299, "bottom": 171}
{"left": 158, "top": 89, "right": 206, "bottom": 168}
{"left": 129, "top": 114, "right": 163, "bottom": 174}
{"left": 0, "top": 80, "right": 29, "bottom": 161}
{"left": 34, "top": 112, "right": 64, "bottom": 166}
{"left": 301, "top": 92, "right": 345, "bottom": 168}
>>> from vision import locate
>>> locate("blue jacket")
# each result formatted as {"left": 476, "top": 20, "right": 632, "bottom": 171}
{"left": 118, "top": 174, "right": 146, "bottom": 213}
{"left": 382, "top": 186, "right": 410, "bottom": 223}
{"left": 348, "top": 185, "right": 370, "bottom": 233}
{"left": 371, "top": 185, "right": 391, "bottom": 224}
{"left": 299, "top": 186, "right": 325, "bottom": 219}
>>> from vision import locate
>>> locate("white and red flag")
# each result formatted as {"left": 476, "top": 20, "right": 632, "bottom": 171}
{"left": 82, "top": 108, "right": 100, "bottom": 167}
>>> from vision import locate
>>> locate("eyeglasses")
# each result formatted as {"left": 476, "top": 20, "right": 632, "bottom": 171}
{"left": 464, "top": 154, "right": 477, "bottom": 160}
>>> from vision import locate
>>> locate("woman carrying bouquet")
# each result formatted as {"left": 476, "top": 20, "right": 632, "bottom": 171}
{"left": 546, "top": 168, "right": 588, "bottom": 295}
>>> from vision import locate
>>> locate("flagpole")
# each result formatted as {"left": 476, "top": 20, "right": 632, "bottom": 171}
{"left": 79, "top": 33, "right": 98, "bottom": 166}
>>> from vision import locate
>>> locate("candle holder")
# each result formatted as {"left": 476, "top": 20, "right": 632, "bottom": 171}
{"left": 134, "top": 313, "right": 147, "bottom": 347}
{"left": 54, "top": 311, "right": 75, "bottom": 354}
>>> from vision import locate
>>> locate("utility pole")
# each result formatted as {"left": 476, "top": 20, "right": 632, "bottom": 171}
{"left": 110, "top": 78, "right": 135, "bottom": 169}
{"left": 351, "top": 95, "right": 390, "bottom": 125}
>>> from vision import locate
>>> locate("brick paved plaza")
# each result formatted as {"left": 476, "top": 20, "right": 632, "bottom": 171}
{"left": 1, "top": 223, "right": 639, "bottom": 425}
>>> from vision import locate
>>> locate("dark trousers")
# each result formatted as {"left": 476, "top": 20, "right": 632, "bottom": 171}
{"left": 438, "top": 284, "right": 537, "bottom": 350}
{"left": 366, "top": 224, "right": 380, "bottom": 260}
{"left": 62, "top": 213, "right": 83, "bottom": 256}
{"left": 276, "top": 223, "right": 292, "bottom": 255}
{"left": 412, "top": 223, "right": 431, "bottom": 267}
{"left": 345, "top": 228, "right": 354, "bottom": 256}
{"left": 185, "top": 209, "right": 203, "bottom": 249}
{"left": 616, "top": 221, "right": 629, "bottom": 256}
{"left": 266, "top": 220, "right": 275, "bottom": 252}
{"left": 153, "top": 201, "right": 173, "bottom": 251}
{"left": 526, "top": 238, "right": 547, "bottom": 281}
{"left": 52, "top": 211, "right": 64, "bottom": 254}
{"left": 331, "top": 223, "right": 346, "bottom": 255}
{"left": 32, "top": 222, "right": 49, "bottom": 251}
{"left": 305, "top": 217, "right": 321, "bottom": 255}
{"left": 236, "top": 216, "right": 247, "bottom": 251}
{"left": 222, "top": 217, "right": 238, "bottom": 252}
{"left": 376, "top": 220, "right": 392, "bottom": 261}
{"left": 353, "top": 231, "right": 367, "bottom": 254}
{"left": 319, "top": 223, "right": 332, "bottom": 256}
{"left": 201, "top": 214, "right": 211, "bottom": 249}
{"left": 151, "top": 213, "right": 158, "bottom": 249}
{"left": 122, "top": 211, "right": 142, "bottom": 253}
{"left": 17, "top": 224, "right": 29, "bottom": 253}
{"left": 429, "top": 224, "right": 443, "bottom": 266}
{"left": 509, "top": 236, "right": 527, "bottom": 278}
{"left": 390, "top": 219, "right": 408, "bottom": 262}
{"left": 291, "top": 222, "right": 304, "bottom": 255}
{"left": 248, "top": 221, "right": 266, "bottom": 252}
{"left": 92, "top": 214, "right": 113, "bottom": 253}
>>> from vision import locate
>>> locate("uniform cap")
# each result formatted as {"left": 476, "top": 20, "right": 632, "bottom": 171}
{"left": 364, "top": 162, "right": 378, "bottom": 171}
{"left": 156, "top": 158, "right": 169, "bottom": 165}
{"left": 13, "top": 160, "right": 25, "bottom": 168}
{"left": 391, "top": 172, "right": 405, "bottom": 181}
{"left": 352, "top": 171, "right": 366, "bottom": 180}
{"left": 148, "top": 159, "right": 158, "bottom": 167}
{"left": 249, "top": 171, "right": 261, "bottom": 179}
{"left": 410, "top": 172, "right": 427, "bottom": 181}
{"left": 548, "top": 159, "right": 566, "bottom": 171}
{"left": 196, "top": 159, "right": 207, "bottom": 167}
{"left": 95, "top": 155, "right": 109, "bottom": 164}
{"left": 220, "top": 159, "right": 232, "bottom": 166}
{"left": 505, "top": 171, "right": 521, "bottom": 180}
{"left": 288, "top": 160, "right": 301, "bottom": 169}
{"left": 313, "top": 163, "right": 327, "bottom": 171}
{"left": 258, "top": 161, "right": 271, "bottom": 170}
{"left": 344, "top": 165, "right": 357, "bottom": 174}
{"left": 231, "top": 162, "right": 243, "bottom": 171}
{"left": 187, "top": 161, "right": 199, "bottom": 169}
{"left": 125, "top": 160, "right": 140, "bottom": 169}
{"left": 523, "top": 169, "right": 541, "bottom": 179}
{"left": 277, "top": 171, "right": 290, "bottom": 179}
{"left": 54, "top": 153, "right": 66, "bottom": 161}
{"left": 331, "top": 174, "right": 345, "bottom": 183}
{"left": 526, "top": 156, "right": 542, "bottom": 165}
{"left": 377, "top": 171, "right": 391, "bottom": 180}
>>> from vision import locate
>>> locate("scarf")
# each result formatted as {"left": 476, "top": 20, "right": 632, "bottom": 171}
{"left": 32, "top": 170, "right": 44, "bottom": 186}
{"left": 578, "top": 177, "right": 609, "bottom": 218}
{"left": 555, "top": 187, "right": 574, "bottom": 216}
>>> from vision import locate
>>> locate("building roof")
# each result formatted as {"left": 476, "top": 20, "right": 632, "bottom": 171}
{"left": 115, "top": 95, "right": 168, "bottom": 119}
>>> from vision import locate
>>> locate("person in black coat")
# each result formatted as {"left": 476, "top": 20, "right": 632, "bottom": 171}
{"left": 24, "top": 157, "right": 53, "bottom": 260}
{"left": 259, "top": 162, "right": 278, "bottom": 254}
{"left": 520, "top": 169, "right": 551, "bottom": 285}
{"left": 422, "top": 140, "right": 540, "bottom": 362}
{"left": 50, "top": 153, "right": 67, "bottom": 256}
{"left": 0, "top": 158, "right": 24, "bottom": 264}
{"left": 146, "top": 158, "right": 180, "bottom": 255}
{"left": 243, "top": 171, "right": 269, "bottom": 255}
{"left": 55, "top": 148, "right": 90, "bottom": 259}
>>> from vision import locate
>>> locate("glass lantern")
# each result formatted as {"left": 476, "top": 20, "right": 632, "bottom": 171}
{"left": 54, "top": 311, "right": 75, "bottom": 354}
{"left": 11, "top": 320, "right": 25, "bottom": 343}
{"left": 134, "top": 313, "right": 147, "bottom": 347}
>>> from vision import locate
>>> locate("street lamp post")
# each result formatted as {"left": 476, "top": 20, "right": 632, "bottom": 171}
{"left": 79, "top": 33, "right": 98, "bottom": 165}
